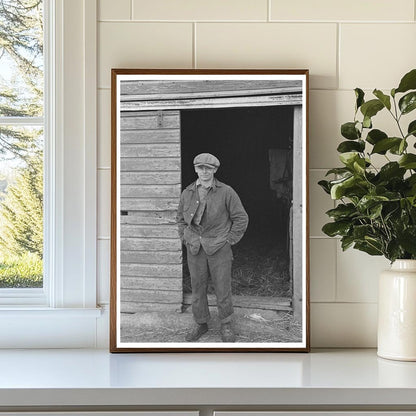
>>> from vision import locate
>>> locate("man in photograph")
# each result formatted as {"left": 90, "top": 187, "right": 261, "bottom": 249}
{"left": 177, "top": 153, "right": 249, "bottom": 342}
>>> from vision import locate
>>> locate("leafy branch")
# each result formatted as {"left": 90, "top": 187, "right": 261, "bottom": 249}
{"left": 319, "top": 69, "right": 416, "bottom": 262}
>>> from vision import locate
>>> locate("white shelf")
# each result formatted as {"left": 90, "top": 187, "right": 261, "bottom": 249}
{"left": 0, "top": 349, "right": 416, "bottom": 409}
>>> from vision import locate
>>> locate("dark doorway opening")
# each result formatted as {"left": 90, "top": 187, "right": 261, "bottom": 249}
{"left": 180, "top": 106, "right": 294, "bottom": 299}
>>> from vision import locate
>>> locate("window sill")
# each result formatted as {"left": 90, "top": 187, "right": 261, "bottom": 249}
{"left": 0, "top": 306, "right": 106, "bottom": 348}
{"left": 0, "top": 288, "right": 47, "bottom": 306}
{"left": 0, "top": 349, "right": 415, "bottom": 410}
{"left": 0, "top": 306, "right": 102, "bottom": 317}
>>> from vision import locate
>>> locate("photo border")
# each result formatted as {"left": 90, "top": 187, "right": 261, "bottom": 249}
{"left": 110, "top": 69, "right": 310, "bottom": 353}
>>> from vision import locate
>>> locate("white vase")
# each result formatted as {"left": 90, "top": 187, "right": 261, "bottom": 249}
{"left": 378, "top": 259, "right": 416, "bottom": 361}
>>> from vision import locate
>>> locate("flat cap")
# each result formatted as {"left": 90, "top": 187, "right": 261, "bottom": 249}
{"left": 193, "top": 153, "right": 220, "bottom": 168}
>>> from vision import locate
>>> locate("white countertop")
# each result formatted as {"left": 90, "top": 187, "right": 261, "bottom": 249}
{"left": 0, "top": 348, "right": 416, "bottom": 408}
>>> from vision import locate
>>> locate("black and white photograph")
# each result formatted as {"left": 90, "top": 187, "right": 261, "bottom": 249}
{"left": 110, "top": 70, "right": 309, "bottom": 352}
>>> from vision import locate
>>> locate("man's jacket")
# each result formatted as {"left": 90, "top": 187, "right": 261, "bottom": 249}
{"left": 177, "top": 179, "right": 249, "bottom": 255}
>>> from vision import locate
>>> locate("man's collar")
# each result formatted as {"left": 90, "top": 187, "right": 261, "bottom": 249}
{"left": 196, "top": 178, "right": 214, "bottom": 188}
{"left": 186, "top": 178, "right": 223, "bottom": 191}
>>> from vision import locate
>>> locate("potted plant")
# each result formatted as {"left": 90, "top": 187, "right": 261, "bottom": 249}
{"left": 319, "top": 68, "right": 416, "bottom": 361}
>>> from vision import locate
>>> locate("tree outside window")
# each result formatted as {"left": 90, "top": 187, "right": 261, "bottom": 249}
{"left": 0, "top": 0, "right": 44, "bottom": 288}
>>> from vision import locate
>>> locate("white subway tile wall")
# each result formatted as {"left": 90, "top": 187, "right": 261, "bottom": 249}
{"left": 310, "top": 239, "right": 336, "bottom": 302}
{"left": 196, "top": 23, "right": 338, "bottom": 89}
{"left": 340, "top": 24, "right": 416, "bottom": 90}
{"left": 270, "top": 0, "right": 414, "bottom": 22}
{"left": 98, "top": 169, "right": 111, "bottom": 239}
{"left": 99, "top": 0, "right": 131, "bottom": 21}
{"left": 132, "top": 0, "right": 269, "bottom": 21}
{"left": 336, "top": 246, "right": 389, "bottom": 303}
{"left": 98, "top": 22, "right": 193, "bottom": 88}
{"left": 97, "top": 0, "right": 416, "bottom": 347}
{"left": 97, "top": 239, "right": 110, "bottom": 305}
{"left": 311, "top": 303, "right": 378, "bottom": 347}
{"left": 98, "top": 90, "right": 111, "bottom": 168}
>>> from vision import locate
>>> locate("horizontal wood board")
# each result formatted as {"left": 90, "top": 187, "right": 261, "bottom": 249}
{"left": 120, "top": 110, "right": 182, "bottom": 308}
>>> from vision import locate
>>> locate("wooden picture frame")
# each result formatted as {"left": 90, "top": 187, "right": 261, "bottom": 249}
{"left": 110, "top": 69, "right": 310, "bottom": 352}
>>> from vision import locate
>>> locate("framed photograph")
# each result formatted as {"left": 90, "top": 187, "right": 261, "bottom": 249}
{"left": 110, "top": 69, "right": 310, "bottom": 352}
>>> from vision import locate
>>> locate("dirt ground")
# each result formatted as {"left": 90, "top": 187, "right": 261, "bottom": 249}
{"left": 121, "top": 304, "right": 302, "bottom": 344}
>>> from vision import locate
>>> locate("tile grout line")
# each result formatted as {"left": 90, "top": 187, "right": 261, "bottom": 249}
{"left": 311, "top": 301, "right": 378, "bottom": 305}
{"left": 193, "top": 22, "right": 197, "bottom": 68}
{"left": 98, "top": 19, "right": 416, "bottom": 24}
{"left": 333, "top": 227, "right": 338, "bottom": 303}
{"left": 336, "top": 22, "right": 340, "bottom": 90}
{"left": 130, "top": 0, "right": 133, "bottom": 20}
{"left": 267, "top": 0, "right": 271, "bottom": 22}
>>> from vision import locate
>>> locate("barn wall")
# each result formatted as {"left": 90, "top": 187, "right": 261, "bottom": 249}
{"left": 119, "top": 109, "right": 183, "bottom": 312}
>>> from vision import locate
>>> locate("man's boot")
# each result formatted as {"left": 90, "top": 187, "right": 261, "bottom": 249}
{"left": 185, "top": 323, "right": 208, "bottom": 342}
{"left": 221, "top": 323, "right": 236, "bottom": 342}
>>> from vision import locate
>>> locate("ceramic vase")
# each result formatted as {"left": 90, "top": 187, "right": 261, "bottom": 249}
{"left": 378, "top": 259, "right": 416, "bottom": 361}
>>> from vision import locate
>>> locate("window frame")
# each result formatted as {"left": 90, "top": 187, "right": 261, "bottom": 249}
{"left": 0, "top": 0, "right": 100, "bottom": 348}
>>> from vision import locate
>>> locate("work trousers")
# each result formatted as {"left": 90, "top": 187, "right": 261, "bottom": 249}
{"left": 187, "top": 242, "right": 234, "bottom": 324}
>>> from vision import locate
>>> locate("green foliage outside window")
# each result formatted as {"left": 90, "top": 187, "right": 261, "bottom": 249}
{"left": 0, "top": 0, "right": 44, "bottom": 288}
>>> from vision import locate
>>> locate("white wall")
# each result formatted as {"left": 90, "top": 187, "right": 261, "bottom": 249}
{"left": 96, "top": 0, "right": 416, "bottom": 347}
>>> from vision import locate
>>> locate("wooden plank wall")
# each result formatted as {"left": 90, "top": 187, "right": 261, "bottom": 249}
{"left": 120, "top": 109, "right": 183, "bottom": 313}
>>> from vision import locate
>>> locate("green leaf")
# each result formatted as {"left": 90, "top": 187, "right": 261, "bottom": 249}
{"left": 371, "top": 137, "right": 402, "bottom": 154}
{"left": 386, "top": 240, "right": 402, "bottom": 262}
{"left": 398, "top": 227, "right": 416, "bottom": 255}
{"left": 366, "top": 129, "right": 387, "bottom": 145}
{"left": 360, "top": 99, "right": 384, "bottom": 119}
{"left": 399, "top": 92, "right": 416, "bottom": 115}
{"left": 389, "top": 139, "right": 408, "bottom": 155}
{"left": 341, "top": 122, "right": 361, "bottom": 140}
{"left": 326, "top": 203, "right": 356, "bottom": 220}
{"left": 378, "top": 162, "right": 406, "bottom": 182}
{"left": 405, "top": 175, "right": 416, "bottom": 197}
{"left": 354, "top": 241, "right": 383, "bottom": 256}
{"left": 373, "top": 89, "right": 391, "bottom": 110}
{"left": 337, "top": 140, "right": 365, "bottom": 153}
{"left": 322, "top": 221, "right": 351, "bottom": 237}
{"left": 399, "top": 154, "right": 416, "bottom": 169}
{"left": 399, "top": 139, "right": 407, "bottom": 154}
{"left": 355, "top": 88, "right": 365, "bottom": 110}
{"left": 325, "top": 167, "right": 351, "bottom": 176}
{"left": 353, "top": 158, "right": 366, "bottom": 174}
{"left": 353, "top": 224, "right": 374, "bottom": 240}
{"left": 365, "top": 236, "right": 383, "bottom": 251}
{"left": 318, "top": 180, "right": 331, "bottom": 194}
{"left": 369, "top": 203, "right": 383, "bottom": 220}
{"left": 330, "top": 176, "right": 358, "bottom": 199}
{"left": 339, "top": 152, "right": 360, "bottom": 167}
{"left": 341, "top": 235, "right": 355, "bottom": 251}
{"left": 407, "top": 120, "right": 416, "bottom": 138}
{"left": 363, "top": 116, "right": 372, "bottom": 129}
{"left": 395, "top": 69, "right": 416, "bottom": 94}
{"left": 357, "top": 195, "right": 389, "bottom": 211}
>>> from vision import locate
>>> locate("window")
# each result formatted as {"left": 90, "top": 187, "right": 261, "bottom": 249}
{"left": 0, "top": 0, "right": 101, "bottom": 348}
{"left": 0, "top": 0, "right": 45, "bottom": 298}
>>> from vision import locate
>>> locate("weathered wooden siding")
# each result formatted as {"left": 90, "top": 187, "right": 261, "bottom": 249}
{"left": 120, "top": 80, "right": 302, "bottom": 96}
{"left": 120, "top": 108, "right": 182, "bottom": 313}
{"left": 120, "top": 81, "right": 303, "bottom": 111}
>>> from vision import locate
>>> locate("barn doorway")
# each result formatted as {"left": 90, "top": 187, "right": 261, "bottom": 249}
{"left": 180, "top": 106, "right": 294, "bottom": 303}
